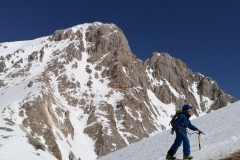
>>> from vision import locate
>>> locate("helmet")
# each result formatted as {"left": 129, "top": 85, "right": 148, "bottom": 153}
{"left": 182, "top": 104, "right": 192, "bottom": 112}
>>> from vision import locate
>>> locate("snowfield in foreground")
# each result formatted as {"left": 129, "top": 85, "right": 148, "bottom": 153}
{"left": 99, "top": 101, "right": 240, "bottom": 160}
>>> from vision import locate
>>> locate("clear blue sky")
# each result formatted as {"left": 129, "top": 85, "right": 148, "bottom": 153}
{"left": 0, "top": 0, "right": 239, "bottom": 100}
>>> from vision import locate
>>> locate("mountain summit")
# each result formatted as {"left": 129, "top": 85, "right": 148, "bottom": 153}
{"left": 0, "top": 22, "right": 236, "bottom": 160}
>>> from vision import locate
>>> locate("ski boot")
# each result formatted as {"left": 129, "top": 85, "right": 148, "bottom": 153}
{"left": 166, "top": 154, "right": 176, "bottom": 160}
{"left": 183, "top": 155, "right": 193, "bottom": 159}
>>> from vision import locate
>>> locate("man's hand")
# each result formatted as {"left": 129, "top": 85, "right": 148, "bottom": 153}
{"left": 198, "top": 130, "right": 205, "bottom": 135}
{"left": 171, "top": 130, "right": 174, "bottom": 135}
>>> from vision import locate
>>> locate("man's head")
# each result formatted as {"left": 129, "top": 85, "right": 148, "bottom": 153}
{"left": 182, "top": 104, "right": 193, "bottom": 115}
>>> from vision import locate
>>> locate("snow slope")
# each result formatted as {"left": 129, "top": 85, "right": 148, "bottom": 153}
{"left": 98, "top": 101, "right": 240, "bottom": 160}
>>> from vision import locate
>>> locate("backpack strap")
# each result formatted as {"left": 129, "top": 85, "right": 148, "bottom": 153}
{"left": 180, "top": 114, "right": 187, "bottom": 125}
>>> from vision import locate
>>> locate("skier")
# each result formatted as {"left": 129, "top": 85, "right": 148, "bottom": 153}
{"left": 166, "top": 104, "right": 200, "bottom": 160}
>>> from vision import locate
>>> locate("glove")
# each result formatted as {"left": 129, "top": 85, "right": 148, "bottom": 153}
{"left": 198, "top": 130, "right": 205, "bottom": 135}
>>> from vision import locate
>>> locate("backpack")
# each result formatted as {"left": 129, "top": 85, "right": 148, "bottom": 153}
{"left": 169, "top": 109, "right": 183, "bottom": 126}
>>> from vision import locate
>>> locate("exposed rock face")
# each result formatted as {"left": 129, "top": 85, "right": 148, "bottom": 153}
{"left": 0, "top": 22, "right": 236, "bottom": 160}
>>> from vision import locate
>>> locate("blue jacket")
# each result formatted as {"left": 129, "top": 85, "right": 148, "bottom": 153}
{"left": 172, "top": 113, "right": 198, "bottom": 131}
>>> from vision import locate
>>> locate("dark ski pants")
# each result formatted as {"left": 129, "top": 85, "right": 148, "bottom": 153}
{"left": 168, "top": 129, "right": 190, "bottom": 156}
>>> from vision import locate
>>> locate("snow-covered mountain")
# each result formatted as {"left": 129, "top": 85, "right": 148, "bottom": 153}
{"left": 0, "top": 22, "right": 236, "bottom": 160}
{"left": 98, "top": 101, "right": 240, "bottom": 160}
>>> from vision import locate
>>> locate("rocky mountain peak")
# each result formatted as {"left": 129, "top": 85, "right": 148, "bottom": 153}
{"left": 0, "top": 22, "right": 236, "bottom": 160}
